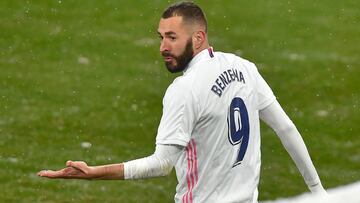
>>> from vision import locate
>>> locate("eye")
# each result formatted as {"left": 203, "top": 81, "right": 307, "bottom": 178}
{"left": 169, "top": 36, "right": 176, "bottom": 41}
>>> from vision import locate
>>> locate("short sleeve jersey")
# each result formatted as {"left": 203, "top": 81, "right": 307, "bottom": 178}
{"left": 156, "top": 48, "right": 276, "bottom": 203}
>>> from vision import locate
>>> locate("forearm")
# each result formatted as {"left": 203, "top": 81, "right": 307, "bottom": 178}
{"left": 279, "top": 127, "right": 325, "bottom": 193}
{"left": 276, "top": 125, "right": 321, "bottom": 186}
{"left": 69, "top": 144, "right": 181, "bottom": 181}
{"left": 260, "top": 100, "right": 325, "bottom": 192}
{"left": 38, "top": 145, "right": 181, "bottom": 180}
{"left": 91, "top": 163, "right": 124, "bottom": 180}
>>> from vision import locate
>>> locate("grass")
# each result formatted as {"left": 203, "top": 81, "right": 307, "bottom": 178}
{"left": 0, "top": 0, "right": 359, "bottom": 202}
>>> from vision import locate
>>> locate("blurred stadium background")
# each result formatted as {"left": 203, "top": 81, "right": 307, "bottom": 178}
{"left": 0, "top": 0, "right": 359, "bottom": 202}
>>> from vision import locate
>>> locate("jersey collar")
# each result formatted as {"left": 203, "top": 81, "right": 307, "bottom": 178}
{"left": 183, "top": 47, "right": 214, "bottom": 74}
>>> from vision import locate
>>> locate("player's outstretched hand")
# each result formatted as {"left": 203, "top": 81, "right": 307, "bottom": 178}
{"left": 38, "top": 160, "right": 95, "bottom": 179}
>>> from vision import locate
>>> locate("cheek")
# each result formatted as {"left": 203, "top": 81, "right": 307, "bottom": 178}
{"left": 175, "top": 40, "right": 189, "bottom": 54}
{"left": 168, "top": 43, "right": 180, "bottom": 56}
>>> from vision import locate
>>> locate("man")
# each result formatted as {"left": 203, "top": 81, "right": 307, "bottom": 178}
{"left": 38, "top": 2, "right": 326, "bottom": 202}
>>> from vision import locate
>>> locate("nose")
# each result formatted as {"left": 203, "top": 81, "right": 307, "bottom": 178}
{"left": 160, "top": 39, "right": 169, "bottom": 53}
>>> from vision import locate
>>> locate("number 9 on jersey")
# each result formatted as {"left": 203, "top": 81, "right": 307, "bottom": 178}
{"left": 227, "top": 97, "right": 250, "bottom": 167}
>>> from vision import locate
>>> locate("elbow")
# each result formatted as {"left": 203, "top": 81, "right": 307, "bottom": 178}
{"left": 146, "top": 156, "right": 173, "bottom": 177}
{"left": 275, "top": 122, "right": 306, "bottom": 149}
{"left": 158, "top": 163, "right": 173, "bottom": 177}
{"left": 158, "top": 170, "right": 171, "bottom": 177}
{"left": 274, "top": 121, "right": 297, "bottom": 137}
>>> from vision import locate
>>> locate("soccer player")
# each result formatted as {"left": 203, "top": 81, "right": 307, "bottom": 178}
{"left": 38, "top": 2, "right": 326, "bottom": 202}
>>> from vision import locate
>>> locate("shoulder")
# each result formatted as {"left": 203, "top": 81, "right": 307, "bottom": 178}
{"left": 168, "top": 75, "right": 192, "bottom": 93}
{"left": 214, "top": 51, "right": 261, "bottom": 80}
{"left": 163, "top": 75, "right": 194, "bottom": 104}
{"left": 215, "top": 51, "right": 257, "bottom": 68}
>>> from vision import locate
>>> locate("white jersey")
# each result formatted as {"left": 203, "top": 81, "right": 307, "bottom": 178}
{"left": 156, "top": 48, "right": 276, "bottom": 203}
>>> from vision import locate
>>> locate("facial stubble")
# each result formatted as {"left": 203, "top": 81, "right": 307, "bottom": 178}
{"left": 162, "top": 38, "right": 194, "bottom": 73}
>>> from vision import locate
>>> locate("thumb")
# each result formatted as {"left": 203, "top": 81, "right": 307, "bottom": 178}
{"left": 66, "top": 160, "right": 89, "bottom": 174}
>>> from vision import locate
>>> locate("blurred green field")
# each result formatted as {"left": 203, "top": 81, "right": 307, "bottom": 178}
{"left": 0, "top": 0, "right": 359, "bottom": 202}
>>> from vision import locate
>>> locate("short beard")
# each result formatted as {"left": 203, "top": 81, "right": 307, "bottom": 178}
{"left": 162, "top": 38, "right": 194, "bottom": 73}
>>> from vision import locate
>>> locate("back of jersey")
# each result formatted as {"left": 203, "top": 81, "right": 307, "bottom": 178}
{"left": 156, "top": 49, "right": 275, "bottom": 203}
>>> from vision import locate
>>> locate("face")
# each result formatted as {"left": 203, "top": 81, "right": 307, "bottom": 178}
{"left": 158, "top": 16, "right": 194, "bottom": 73}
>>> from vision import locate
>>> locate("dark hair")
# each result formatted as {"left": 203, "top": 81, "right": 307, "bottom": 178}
{"left": 162, "top": 1, "right": 207, "bottom": 32}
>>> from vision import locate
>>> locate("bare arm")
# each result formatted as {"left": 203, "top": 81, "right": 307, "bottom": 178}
{"left": 38, "top": 144, "right": 182, "bottom": 180}
{"left": 38, "top": 160, "right": 125, "bottom": 180}
{"left": 259, "top": 100, "right": 326, "bottom": 193}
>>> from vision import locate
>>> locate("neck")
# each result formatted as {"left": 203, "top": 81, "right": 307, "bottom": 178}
{"left": 193, "top": 42, "right": 210, "bottom": 56}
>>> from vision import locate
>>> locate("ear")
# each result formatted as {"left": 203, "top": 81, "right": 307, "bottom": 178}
{"left": 193, "top": 30, "right": 206, "bottom": 49}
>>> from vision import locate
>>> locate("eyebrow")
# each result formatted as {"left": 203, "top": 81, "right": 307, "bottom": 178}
{"left": 157, "top": 31, "right": 177, "bottom": 36}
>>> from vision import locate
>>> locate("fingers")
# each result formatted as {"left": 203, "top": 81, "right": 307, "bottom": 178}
{"left": 66, "top": 160, "right": 72, "bottom": 167}
{"left": 37, "top": 169, "right": 64, "bottom": 178}
{"left": 38, "top": 160, "right": 91, "bottom": 179}
{"left": 38, "top": 167, "right": 87, "bottom": 179}
{"left": 37, "top": 161, "right": 76, "bottom": 178}
{"left": 37, "top": 170, "right": 48, "bottom": 177}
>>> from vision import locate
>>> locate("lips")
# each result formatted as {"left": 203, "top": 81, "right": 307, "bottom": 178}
{"left": 164, "top": 56, "right": 173, "bottom": 62}
{"left": 162, "top": 51, "right": 174, "bottom": 63}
